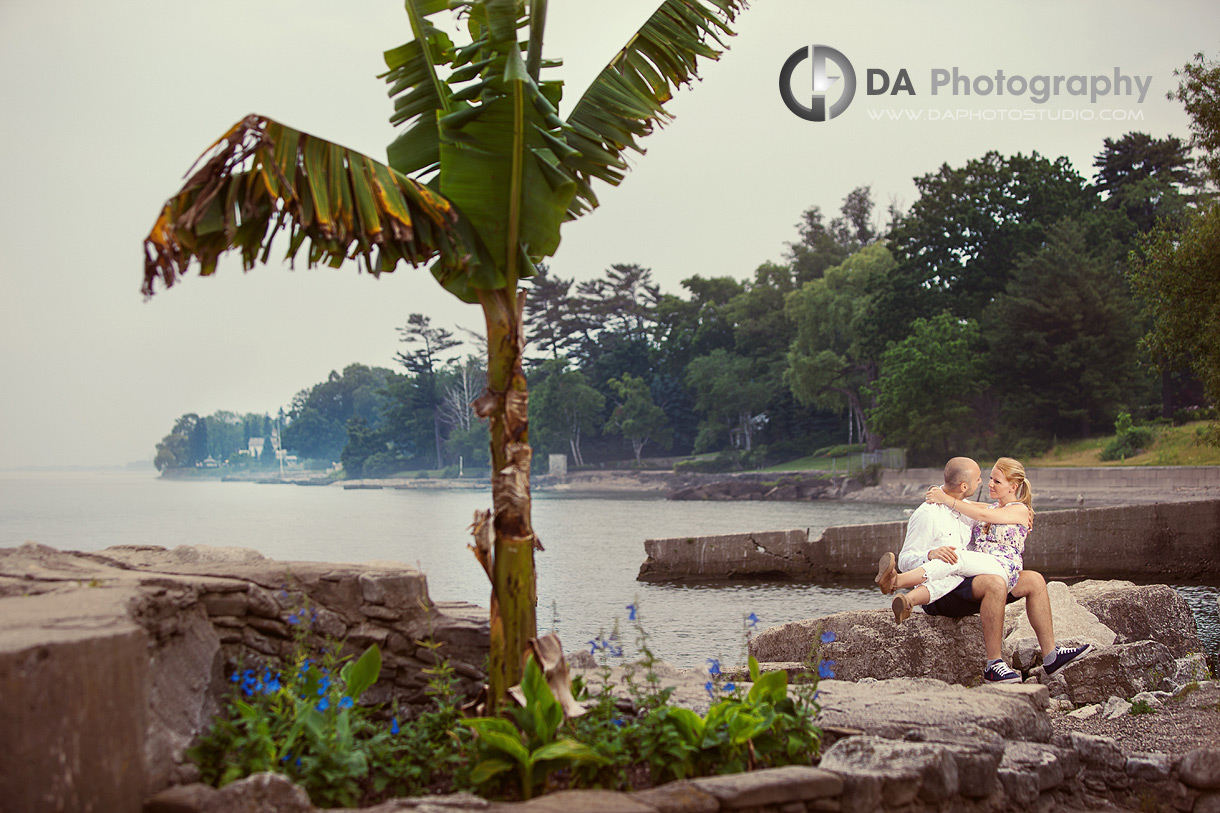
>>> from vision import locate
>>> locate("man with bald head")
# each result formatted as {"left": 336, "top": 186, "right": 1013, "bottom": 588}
{"left": 881, "top": 456, "right": 1086, "bottom": 684}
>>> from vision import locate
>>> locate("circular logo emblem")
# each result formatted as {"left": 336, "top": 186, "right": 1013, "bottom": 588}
{"left": 779, "top": 45, "right": 857, "bottom": 121}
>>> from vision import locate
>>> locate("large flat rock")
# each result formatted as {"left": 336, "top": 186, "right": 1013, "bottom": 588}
{"left": 815, "top": 678, "right": 1052, "bottom": 743}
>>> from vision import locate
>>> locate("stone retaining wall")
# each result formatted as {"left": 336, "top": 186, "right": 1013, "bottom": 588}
{"left": 638, "top": 499, "right": 1220, "bottom": 582}
{"left": 0, "top": 543, "right": 491, "bottom": 813}
{"left": 147, "top": 680, "right": 1220, "bottom": 813}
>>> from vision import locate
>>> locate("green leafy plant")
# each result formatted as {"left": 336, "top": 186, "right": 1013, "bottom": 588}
{"left": 465, "top": 655, "right": 608, "bottom": 799}
{"left": 189, "top": 642, "right": 389, "bottom": 808}
{"left": 1129, "top": 698, "right": 1158, "bottom": 715}
{"left": 1101, "top": 411, "right": 1156, "bottom": 460}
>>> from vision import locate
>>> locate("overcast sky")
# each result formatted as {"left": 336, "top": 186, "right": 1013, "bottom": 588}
{"left": 1, "top": 1, "right": 1215, "bottom": 469}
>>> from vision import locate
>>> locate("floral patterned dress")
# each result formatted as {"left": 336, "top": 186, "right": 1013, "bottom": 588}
{"left": 967, "top": 501, "right": 1027, "bottom": 590}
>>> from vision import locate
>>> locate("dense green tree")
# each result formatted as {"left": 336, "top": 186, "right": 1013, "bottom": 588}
{"left": 604, "top": 373, "right": 671, "bottom": 465}
{"left": 1130, "top": 49, "right": 1220, "bottom": 443}
{"left": 785, "top": 205, "right": 851, "bottom": 284}
{"left": 283, "top": 406, "right": 347, "bottom": 464}
{"left": 396, "top": 313, "right": 462, "bottom": 468}
{"left": 260, "top": 436, "right": 276, "bottom": 468}
{"left": 283, "top": 365, "right": 393, "bottom": 463}
{"left": 1093, "top": 132, "right": 1195, "bottom": 240}
{"left": 784, "top": 244, "right": 895, "bottom": 449}
{"left": 1131, "top": 202, "right": 1220, "bottom": 442}
{"left": 784, "top": 186, "right": 879, "bottom": 285}
{"left": 685, "top": 349, "right": 773, "bottom": 452}
{"left": 1172, "top": 50, "right": 1220, "bottom": 182}
{"left": 523, "top": 265, "right": 576, "bottom": 359}
{"left": 153, "top": 429, "right": 189, "bottom": 471}
{"left": 868, "top": 314, "right": 988, "bottom": 464}
{"left": 341, "top": 416, "right": 389, "bottom": 479}
{"left": 984, "top": 219, "right": 1139, "bottom": 438}
{"left": 189, "top": 418, "right": 210, "bottom": 465}
{"left": 871, "top": 151, "right": 1094, "bottom": 345}
{"left": 652, "top": 275, "right": 742, "bottom": 376}
{"left": 529, "top": 359, "right": 605, "bottom": 466}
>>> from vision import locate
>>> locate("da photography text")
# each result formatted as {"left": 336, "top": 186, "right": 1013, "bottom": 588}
{"left": 780, "top": 44, "right": 1155, "bottom": 122}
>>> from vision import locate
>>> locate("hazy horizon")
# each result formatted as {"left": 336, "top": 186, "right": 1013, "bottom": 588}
{"left": 2, "top": 1, "right": 1216, "bottom": 468}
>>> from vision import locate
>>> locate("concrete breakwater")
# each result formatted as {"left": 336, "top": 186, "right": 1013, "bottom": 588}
{"left": 637, "top": 499, "right": 1220, "bottom": 583}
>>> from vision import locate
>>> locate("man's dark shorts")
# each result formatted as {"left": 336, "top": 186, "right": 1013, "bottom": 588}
{"left": 924, "top": 575, "right": 1021, "bottom": 618}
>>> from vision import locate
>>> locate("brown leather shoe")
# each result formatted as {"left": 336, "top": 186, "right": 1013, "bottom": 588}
{"left": 892, "top": 592, "right": 913, "bottom": 623}
{"left": 875, "top": 552, "right": 898, "bottom": 595}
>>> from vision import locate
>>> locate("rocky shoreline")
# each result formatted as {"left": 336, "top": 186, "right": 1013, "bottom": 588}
{"left": 164, "top": 465, "right": 1220, "bottom": 511}
{"left": 6, "top": 541, "right": 1220, "bottom": 812}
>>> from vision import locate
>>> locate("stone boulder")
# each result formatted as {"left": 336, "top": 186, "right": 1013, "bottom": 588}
{"left": 0, "top": 543, "right": 490, "bottom": 810}
{"left": 1073, "top": 582, "right": 1201, "bottom": 656}
{"left": 815, "top": 679, "right": 1052, "bottom": 743}
{"left": 749, "top": 609, "right": 990, "bottom": 686}
{"left": 1002, "top": 581, "right": 1117, "bottom": 671}
{"left": 1057, "top": 640, "right": 1178, "bottom": 704}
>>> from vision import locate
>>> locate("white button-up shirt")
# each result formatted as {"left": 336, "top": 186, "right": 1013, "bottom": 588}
{"left": 898, "top": 501, "right": 977, "bottom": 573}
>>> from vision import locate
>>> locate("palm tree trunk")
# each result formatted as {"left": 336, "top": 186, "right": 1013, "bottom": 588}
{"left": 475, "top": 287, "right": 538, "bottom": 709}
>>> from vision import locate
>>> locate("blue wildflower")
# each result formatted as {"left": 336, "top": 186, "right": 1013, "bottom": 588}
{"left": 627, "top": 604, "right": 637, "bottom": 621}
{"left": 318, "top": 697, "right": 330, "bottom": 711}
{"left": 706, "top": 658, "right": 722, "bottom": 677}
{"left": 339, "top": 696, "right": 353, "bottom": 709}
{"left": 287, "top": 613, "right": 300, "bottom": 625}
{"left": 265, "top": 678, "right": 281, "bottom": 693}
{"left": 588, "top": 639, "right": 601, "bottom": 654}
{"left": 704, "top": 681, "right": 715, "bottom": 698}
{"left": 281, "top": 751, "right": 292, "bottom": 763}
{"left": 608, "top": 645, "right": 624, "bottom": 657}
{"left": 310, "top": 608, "right": 319, "bottom": 623}
{"left": 391, "top": 718, "right": 400, "bottom": 735}
{"left": 230, "top": 671, "right": 240, "bottom": 684}
{"left": 821, "top": 631, "right": 836, "bottom": 644}
{"left": 746, "top": 612, "right": 759, "bottom": 627}
{"left": 723, "top": 683, "right": 736, "bottom": 693}
{"left": 818, "top": 660, "right": 836, "bottom": 679}
{"left": 611, "top": 717, "right": 626, "bottom": 727}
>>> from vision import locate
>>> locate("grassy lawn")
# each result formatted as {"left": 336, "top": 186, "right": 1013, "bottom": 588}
{"left": 763, "top": 454, "right": 872, "bottom": 473}
{"left": 758, "top": 421, "right": 1220, "bottom": 472}
{"left": 1026, "top": 421, "right": 1220, "bottom": 467}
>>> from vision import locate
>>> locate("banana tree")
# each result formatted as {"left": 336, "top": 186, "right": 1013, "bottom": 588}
{"left": 143, "top": 0, "right": 748, "bottom": 708}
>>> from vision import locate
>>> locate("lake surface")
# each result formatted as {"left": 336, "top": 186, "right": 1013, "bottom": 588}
{"left": 3, "top": 471, "right": 1217, "bottom": 669}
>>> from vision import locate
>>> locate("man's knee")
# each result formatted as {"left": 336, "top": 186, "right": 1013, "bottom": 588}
{"left": 1012, "top": 570, "right": 1046, "bottom": 598}
{"left": 971, "top": 574, "right": 1006, "bottom": 600}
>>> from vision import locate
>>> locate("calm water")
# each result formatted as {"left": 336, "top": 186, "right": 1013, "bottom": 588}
{"left": 2, "top": 471, "right": 1217, "bottom": 668}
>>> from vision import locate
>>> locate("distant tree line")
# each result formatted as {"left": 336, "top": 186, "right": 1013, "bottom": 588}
{"left": 155, "top": 92, "right": 1220, "bottom": 473}
{"left": 154, "top": 411, "right": 282, "bottom": 471}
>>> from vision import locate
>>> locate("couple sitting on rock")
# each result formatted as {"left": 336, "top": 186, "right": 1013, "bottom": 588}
{"left": 874, "top": 456, "right": 1091, "bottom": 685}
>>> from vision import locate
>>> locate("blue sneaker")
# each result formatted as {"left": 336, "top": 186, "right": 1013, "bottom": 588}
{"left": 983, "top": 661, "right": 1021, "bottom": 684}
{"left": 1044, "top": 643, "right": 1092, "bottom": 676}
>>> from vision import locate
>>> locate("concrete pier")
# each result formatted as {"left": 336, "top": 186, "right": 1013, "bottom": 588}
{"left": 638, "top": 499, "right": 1220, "bottom": 582}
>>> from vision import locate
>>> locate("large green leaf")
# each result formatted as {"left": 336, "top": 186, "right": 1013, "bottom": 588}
{"left": 437, "top": 0, "right": 575, "bottom": 283}
{"left": 531, "top": 738, "right": 608, "bottom": 764}
{"left": 562, "top": 0, "right": 747, "bottom": 217}
{"left": 143, "top": 115, "right": 463, "bottom": 297}
{"left": 383, "top": 0, "right": 458, "bottom": 177}
{"left": 340, "top": 643, "right": 382, "bottom": 701}
{"left": 514, "top": 655, "right": 564, "bottom": 746}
